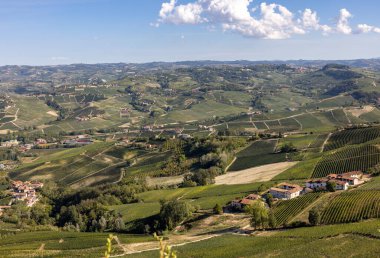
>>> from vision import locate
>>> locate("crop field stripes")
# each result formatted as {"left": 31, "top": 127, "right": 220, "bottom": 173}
{"left": 321, "top": 190, "right": 380, "bottom": 224}
{"left": 323, "top": 127, "right": 380, "bottom": 152}
{"left": 312, "top": 145, "right": 380, "bottom": 178}
{"left": 273, "top": 193, "right": 322, "bottom": 226}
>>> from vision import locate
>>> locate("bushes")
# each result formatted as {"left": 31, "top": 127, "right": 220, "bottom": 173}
{"left": 159, "top": 200, "right": 194, "bottom": 230}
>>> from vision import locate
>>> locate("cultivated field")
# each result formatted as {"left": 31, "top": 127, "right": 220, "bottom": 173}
{"left": 215, "top": 161, "right": 297, "bottom": 185}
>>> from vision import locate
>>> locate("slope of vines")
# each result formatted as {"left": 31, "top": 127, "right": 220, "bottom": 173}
{"left": 312, "top": 145, "right": 380, "bottom": 178}
{"left": 321, "top": 190, "right": 380, "bottom": 224}
{"left": 324, "top": 127, "right": 380, "bottom": 152}
{"left": 273, "top": 193, "right": 322, "bottom": 226}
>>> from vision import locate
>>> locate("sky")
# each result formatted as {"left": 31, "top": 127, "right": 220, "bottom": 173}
{"left": 1, "top": 0, "right": 380, "bottom": 65}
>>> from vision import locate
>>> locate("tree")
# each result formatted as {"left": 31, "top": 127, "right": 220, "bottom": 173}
{"left": 326, "top": 181, "right": 336, "bottom": 192}
{"left": 268, "top": 210, "right": 277, "bottom": 229}
{"left": 114, "top": 216, "right": 125, "bottom": 232}
{"left": 213, "top": 203, "right": 223, "bottom": 215}
{"left": 245, "top": 200, "right": 269, "bottom": 230}
{"left": 308, "top": 208, "right": 321, "bottom": 226}
{"left": 159, "top": 200, "right": 194, "bottom": 230}
{"left": 266, "top": 193, "right": 274, "bottom": 208}
{"left": 279, "top": 143, "right": 297, "bottom": 153}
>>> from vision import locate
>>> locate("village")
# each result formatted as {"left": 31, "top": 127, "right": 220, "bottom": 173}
{"left": 0, "top": 180, "right": 44, "bottom": 216}
{"left": 225, "top": 171, "right": 368, "bottom": 212}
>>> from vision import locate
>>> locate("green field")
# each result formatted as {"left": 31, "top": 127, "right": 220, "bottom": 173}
{"left": 133, "top": 219, "right": 380, "bottom": 258}
{"left": 9, "top": 142, "right": 128, "bottom": 187}
{"left": 228, "top": 140, "right": 286, "bottom": 171}
{"left": 323, "top": 126, "right": 380, "bottom": 151}
{"left": 312, "top": 144, "right": 380, "bottom": 178}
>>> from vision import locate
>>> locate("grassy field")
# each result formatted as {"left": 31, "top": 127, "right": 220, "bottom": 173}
{"left": 0, "top": 231, "right": 152, "bottom": 258}
{"left": 9, "top": 142, "right": 130, "bottom": 187}
{"left": 109, "top": 182, "right": 274, "bottom": 222}
{"left": 133, "top": 219, "right": 380, "bottom": 258}
{"left": 228, "top": 140, "right": 286, "bottom": 171}
{"left": 158, "top": 100, "right": 247, "bottom": 123}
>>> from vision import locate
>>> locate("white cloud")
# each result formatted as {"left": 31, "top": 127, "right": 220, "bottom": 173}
{"left": 336, "top": 8, "right": 352, "bottom": 34}
{"left": 158, "top": 0, "right": 204, "bottom": 24}
{"left": 155, "top": 1, "right": 380, "bottom": 39}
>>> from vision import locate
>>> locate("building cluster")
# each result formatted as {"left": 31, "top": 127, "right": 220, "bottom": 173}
{"left": 10, "top": 180, "right": 43, "bottom": 207}
{"left": 62, "top": 135, "right": 93, "bottom": 146}
{"left": 306, "top": 171, "right": 364, "bottom": 191}
{"left": 226, "top": 171, "right": 368, "bottom": 212}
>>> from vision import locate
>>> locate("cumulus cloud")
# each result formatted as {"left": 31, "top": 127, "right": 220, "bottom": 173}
{"left": 158, "top": 0, "right": 204, "bottom": 24}
{"left": 336, "top": 8, "right": 352, "bottom": 34}
{"left": 155, "top": 1, "right": 380, "bottom": 39}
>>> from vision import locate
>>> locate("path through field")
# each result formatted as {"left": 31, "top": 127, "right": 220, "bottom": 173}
{"left": 215, "top": 161, "right": 298, "bottom": 185}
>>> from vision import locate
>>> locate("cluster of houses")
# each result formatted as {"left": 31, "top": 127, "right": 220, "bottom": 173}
{"left": 9, "top": 180, "right": 44, "bottom": 207}
{"left": 305, "top": 171, "right": 365, "bottom": 192}
{"left": 62, "top": 135, "right": 93, "bottom": 146}
{"left": 226, "top": 171, "right": 367, "bottom": 211}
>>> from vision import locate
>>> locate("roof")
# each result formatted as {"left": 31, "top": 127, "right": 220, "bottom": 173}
{"left": 240, "top": 198, "right": 255, "bottom": 205}
{"left": 245, "top": 194, "right": 260, "bottom": 200}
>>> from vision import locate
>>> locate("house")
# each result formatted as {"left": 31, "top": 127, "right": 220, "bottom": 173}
{"left": 305, "top": 179, "right": 328, "bottom": 190}
{"left": 327, "top": 172, "right": 364, "bottom": 186}
{"left": 306, "top": 178, "right": 349, "bottom": 191}
{"left": 35, "top": 138, "right": 47, "bottom": 145}
{"left": 269, "top": 183, "right": 303, "bottom": 200}
{"left": 1, "top": 140, "right": 19, "bottom": 148}
{"left": 226, "top": 194, "right": 261, "bottom": 211}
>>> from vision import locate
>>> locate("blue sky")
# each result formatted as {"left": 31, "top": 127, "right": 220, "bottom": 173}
{"left": 0, "top": 0, "right": 380, "bottom": 65}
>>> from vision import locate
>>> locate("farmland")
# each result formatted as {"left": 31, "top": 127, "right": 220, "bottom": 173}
{"left": 323, "top": 126, "right": 380, "bottom": 151}
{"left": 133, "top": 219, "right": 380, "bottom": 258}
{"left": 228, "top": 140, "right": 286, "bottom": 171}
{"left": 1, "top": 62, "right": 380, "bottom": 256}
{"left": 273, "top": 192, "right": 323, "bottom": 226}
{"left": 312, "top": 144, "right": 380, "bottom": 178}
{"left": 321, "top": 190, "right": 380, "bottom": 224}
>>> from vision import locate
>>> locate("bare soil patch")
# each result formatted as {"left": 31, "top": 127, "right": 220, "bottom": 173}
{"left": 215, "top": 161, "right": 298, "bottom": 185}
{"left": 47, "top": 111, "right": 58, "bottom": 117}
{"left": 346, "top": 105, "right": 374, "bottom": 117}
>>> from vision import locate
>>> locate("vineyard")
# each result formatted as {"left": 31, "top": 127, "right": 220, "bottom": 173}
{"left": 323, "top": 127, "right": 380, "bottom": 151}
{"left": 311, "top": 144, "right": 380, "bottom": 178}
{"left": 321, "top": 190, "right": 380, "bottom": 224}
{"left": 273, "top": 193, "right": 322, "bottom": 226}
{"left": 228, "top": 140, "right": 286, "bottom": 171}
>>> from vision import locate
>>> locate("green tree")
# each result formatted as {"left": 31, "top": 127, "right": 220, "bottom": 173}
{"left": 308, "top": 207, "right": 321, "bottom": 226}
{"left": 326, "top": 181, "right": 336, "bottom": 192}
{"left": 245, "top": 201, "right": 269, "bottom": 230}
{"left": 159, "top": 200, "right": 194, "bottom": 230}
{"left": 213, "top": 203, "right": 223, "bottom": 215}
{"left": 268, "top": 210, "right": 277, "bottom": 229}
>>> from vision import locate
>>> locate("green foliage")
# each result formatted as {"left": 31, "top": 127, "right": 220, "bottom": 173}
{"left": 159, "top": 200, "right": 194, "bottom": 230}
{"left": 308, "top": 207, "right": 321, "bottom": 226}
{"left": 245, "top": 200, "right": 269, "bottom": 230}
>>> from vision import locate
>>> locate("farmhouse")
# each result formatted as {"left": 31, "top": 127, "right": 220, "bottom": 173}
{"left": 226, "top": 194, "right": 261, "bottom": 211}
{"left": 1, "top": 140, "right": 19, "bottom": 148}
{"left": 269, "top": 183, "right": 303, "bottom": 200}
{"left": 306, "top": 179, "right": 349, "bottom": 191}
{"left": 327, "top": 171, "right": 364, "bottom": 186}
